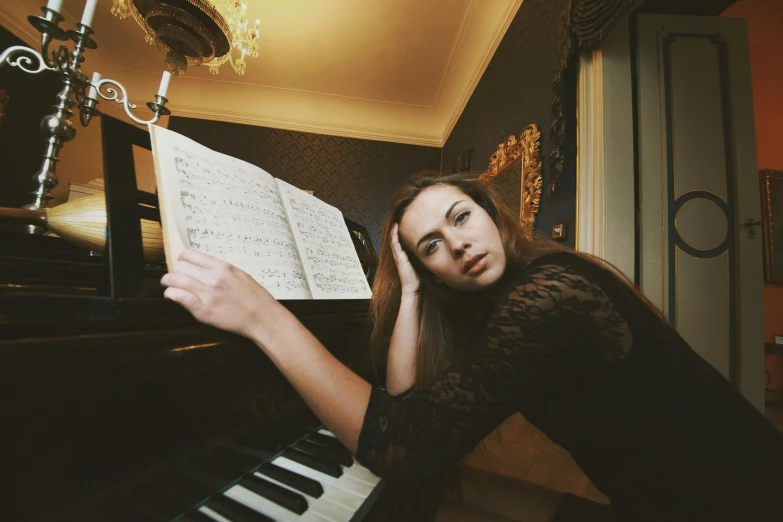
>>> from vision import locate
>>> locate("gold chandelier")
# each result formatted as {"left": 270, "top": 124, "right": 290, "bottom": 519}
{"left": 111, "top": 0, "right": 260, "bottom": 75}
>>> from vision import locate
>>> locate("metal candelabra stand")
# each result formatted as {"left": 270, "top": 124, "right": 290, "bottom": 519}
{"left": 0, "top": 0, "right": 172, "bottom": 233}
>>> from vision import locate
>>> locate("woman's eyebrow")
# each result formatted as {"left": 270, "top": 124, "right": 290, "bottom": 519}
{"left": 415, "top": 200, "right": 464, "bottom": 249}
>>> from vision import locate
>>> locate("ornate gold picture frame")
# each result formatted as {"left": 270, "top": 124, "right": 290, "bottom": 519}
{"left": 480, "top": 123, "right": 542, "bottom": 240}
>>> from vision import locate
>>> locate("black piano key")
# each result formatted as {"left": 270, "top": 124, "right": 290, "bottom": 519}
{"left": 240, "top": 474, "right": 308, "bottom": 514}
{"left": 283, "top": 448, "right": 343, "bottom": 478}
{"left": 305, "top": 433, "right": 353, "bottom": 458}
{"left": 155, "top": 469, "right": 215, "bottom": 504}
{"left": 308, "top": 432, "right": 345, "bottom": 449}
{"left": 256, "top": 462, "right": 324, "bottom": 498}
{"left": 130, "top": 482, "right": 187, "bottom": 517}
{"left": 206, "top": 494, "right": 275, "bottom": 522}
{"left": 191, "top": 454, "right": 244, "bottom": 482}
{"left": 297, "top": 439, "right": 353, "bottom": 467}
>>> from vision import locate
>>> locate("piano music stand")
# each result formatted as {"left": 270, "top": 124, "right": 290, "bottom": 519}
{"left": 99, "top": 115, "right": 161, "bottom": 298}
{"left": 97, "top": 116, "right": 379, "bottom": 299}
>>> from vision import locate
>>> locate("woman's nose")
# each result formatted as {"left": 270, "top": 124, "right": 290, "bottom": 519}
{"left": 445, "top": 233, "right": 470, "bottom": 257}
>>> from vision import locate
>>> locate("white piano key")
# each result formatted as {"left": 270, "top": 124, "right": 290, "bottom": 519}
{"left": 334, "top": 475, "right": 374, "bottom": 498}
{"left": 306, "top": 497, "right": 354, "bottom": 522}
{"left": 198, "top": 506, "right": 233, "bottom": 522}
{"left": 252, "top": 471, "right": 320, "bottom": 502}
{"left": 317, "top": 429, "right": 336, "bottom": 438}
{"left": 298, "top": 511, "right": 332, "bottom": 522}
{"left": 250, "top": 471, "right": 355, "bottom": 522}
{"left": 224, "top": 484, "right": 299, "bottom": 522}
{"left": 322, "top": 487, "right": 364, "bottom": 511}
{"left": 343, "top": 465, "right": 381, "bottom": 487}
{"left": 273, "top": 456, "right": 338, "bottom": 486}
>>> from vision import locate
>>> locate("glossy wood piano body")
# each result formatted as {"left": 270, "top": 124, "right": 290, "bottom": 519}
{"left": 0, "top": 116, "right": 388, "bottom": 522}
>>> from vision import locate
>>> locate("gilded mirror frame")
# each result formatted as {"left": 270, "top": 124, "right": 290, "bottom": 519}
{"left": 479, "top": 123, "right": 542, "bottom": 240}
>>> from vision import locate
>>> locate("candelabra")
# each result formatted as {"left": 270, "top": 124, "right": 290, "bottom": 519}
{"left": 0, "top": 0, "right": 172, "bottom": 234}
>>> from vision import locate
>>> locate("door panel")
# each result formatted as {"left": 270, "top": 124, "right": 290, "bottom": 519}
{"left": 636, "top": 14, "right": 764, "bottom": 409}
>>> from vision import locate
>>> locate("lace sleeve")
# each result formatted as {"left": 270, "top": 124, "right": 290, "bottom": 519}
{"left": 356, "top": 256, "right": 633, "bottom": 483}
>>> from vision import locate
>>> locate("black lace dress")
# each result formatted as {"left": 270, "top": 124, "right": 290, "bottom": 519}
{"left": 356, "top": 252, "right": 783, "bottom": 522}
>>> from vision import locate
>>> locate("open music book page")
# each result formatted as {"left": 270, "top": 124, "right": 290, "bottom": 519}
{"left": 149, "top": 125, "right": 312, "bottom": 299}
{"left": 149, "top": 125, "right": 372, "bottom": 300}
{"left": 276, "top": 179, "right": 373, "bottom": 299}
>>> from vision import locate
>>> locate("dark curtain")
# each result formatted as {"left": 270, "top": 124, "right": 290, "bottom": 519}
{"left": 547, "top": 0, "right": 638, "bottom": 190}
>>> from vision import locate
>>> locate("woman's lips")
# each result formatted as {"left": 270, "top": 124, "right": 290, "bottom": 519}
{"left": 464, "top": 254, "right": 488, "bottom": 275}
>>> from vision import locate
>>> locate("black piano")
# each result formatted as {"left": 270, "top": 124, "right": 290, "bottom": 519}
{"left": 0, "top": 117, "right": 392, "bottom": 522}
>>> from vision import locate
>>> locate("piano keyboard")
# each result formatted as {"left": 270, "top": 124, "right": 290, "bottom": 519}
{"left": 123, "top": 428, "right": 384, "bottom": 522}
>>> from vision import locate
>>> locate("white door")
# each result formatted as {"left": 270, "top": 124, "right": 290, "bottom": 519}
{"left": 636, "top": 13, "right": 764, "bottom": 410}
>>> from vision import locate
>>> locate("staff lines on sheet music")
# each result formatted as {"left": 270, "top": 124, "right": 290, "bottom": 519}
{"left": 279, "top": 184, "right": 370, "bottom": 297}
{"left": 168, "top": 146, "right": 311, "bottom": 299}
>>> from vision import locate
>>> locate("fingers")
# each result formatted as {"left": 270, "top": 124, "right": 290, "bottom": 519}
{"left": 390, "top": 225, "right": 399, "bottom": 263}
{"left": 163, "top": 286, "right": 204, "bottom": 313}
{"left": 390, "top": 223, "right": 407, "bottom": 261}
{"left": 161, "top": 271, "right": 211, "bottom": 300}
{"left": 169, "top": 258, "right": 214, "bottom": 286}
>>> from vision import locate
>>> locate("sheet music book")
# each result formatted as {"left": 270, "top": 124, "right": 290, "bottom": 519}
{"left": 149, "top": 125, "right": 372, "bottom": 300}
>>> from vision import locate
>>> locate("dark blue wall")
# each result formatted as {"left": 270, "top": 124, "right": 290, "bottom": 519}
{"left": 442, "top": 0, "right": 576, "bottom": 247}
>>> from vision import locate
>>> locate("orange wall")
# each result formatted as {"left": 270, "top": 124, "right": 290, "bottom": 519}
{"left": 723, "top": 0, "right": 783, "bottom": 344}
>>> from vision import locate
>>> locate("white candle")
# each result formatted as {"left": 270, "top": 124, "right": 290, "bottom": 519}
{"left": 157, "top": 71, "right": 172, "bottom": 98}
{"left": 87, "top": 71, "right": 101, "bottom": 99}
{"left": 80, "top": 0, "right": 98, "bottom": 27}
{"left": 46, "top": 0, "right": 64, "bottom": 14}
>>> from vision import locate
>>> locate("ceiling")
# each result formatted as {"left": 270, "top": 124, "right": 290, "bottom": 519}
{"left": 1, "top": 0, "right": 523, "bottom": 146}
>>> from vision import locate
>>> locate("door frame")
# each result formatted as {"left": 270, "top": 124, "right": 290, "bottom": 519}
{"left": 577, "top": 12, "right": 765, "bottom": 411}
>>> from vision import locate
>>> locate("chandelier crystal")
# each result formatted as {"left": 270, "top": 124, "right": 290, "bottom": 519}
{"left": 111, "top": 0, "right": 260, "bottom": 75}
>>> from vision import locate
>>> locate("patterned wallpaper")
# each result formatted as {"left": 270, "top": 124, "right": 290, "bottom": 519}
{"left": 167, "top": 118, "right": 440, "bottom": 249}
{"left": 443, "top": 0, "right": 577, "bottom": 248}
{"left": 171, "top": 0, "right": 577, "bottom": 251}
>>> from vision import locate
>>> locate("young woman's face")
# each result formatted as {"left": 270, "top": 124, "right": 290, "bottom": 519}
{"left": 398, "top": 184, "right": 506, "bottom": 292}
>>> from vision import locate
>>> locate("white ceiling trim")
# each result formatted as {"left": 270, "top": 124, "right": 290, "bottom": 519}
{"left": 0, "top": 6, "right": 38, "bottom": 49}
{"left": 1, "top": 1, "right": 524, "bottom": 148}
{"left": 172, "top": 102, "right": 443, "bottom": 147}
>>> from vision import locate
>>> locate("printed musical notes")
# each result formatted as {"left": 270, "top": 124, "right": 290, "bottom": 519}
{"left": 276, "top": 179, "right": 372, "bottom": 299}
{"left": 152, "top": 127, "right": 312, "bottom": 300}
{"left": 149, "top": 125, "right": 371, "bottom": 301}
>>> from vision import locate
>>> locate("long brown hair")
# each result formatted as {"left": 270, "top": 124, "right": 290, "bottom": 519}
{"left": 370, "top": 170, "right": 668, "bottom": 389}
{"left": 370, "top": 170, "right": 572, "bottom": 388}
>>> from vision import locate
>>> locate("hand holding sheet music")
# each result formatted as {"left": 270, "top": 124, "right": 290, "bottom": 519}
{"left": 161, "top": 249, "right": 286, "bottom": 339}
{"left": 149, "top": 125, "right": 372, "bottom": 300}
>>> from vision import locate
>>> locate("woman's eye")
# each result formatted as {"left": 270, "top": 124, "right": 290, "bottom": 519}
{"left": 455, "top": 211, "right": 470, "bottom": 224}
{"left": 425, "top": 240, "right": 439, "bottom": 254}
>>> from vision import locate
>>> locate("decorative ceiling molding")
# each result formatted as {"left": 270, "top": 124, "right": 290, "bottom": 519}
{"left": 439, "top": 0, "right": 521, "bottom": 145}
{"left": 0, "top": 5, "right": 38, "bottom": 49}
{"left": 171, "top": 102, "right": 443, "bottom": 147}
{"left": 0, "top": 0, "right": 524, "bottom": 147}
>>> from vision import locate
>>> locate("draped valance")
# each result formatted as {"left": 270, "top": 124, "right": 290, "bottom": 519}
{"left": 547, "top": 0, "right": 637, "bottom": 192}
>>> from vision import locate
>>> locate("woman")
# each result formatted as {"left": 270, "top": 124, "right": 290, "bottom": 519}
{"left": 161, "top": 170, "right": 783, "bottom": 522}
